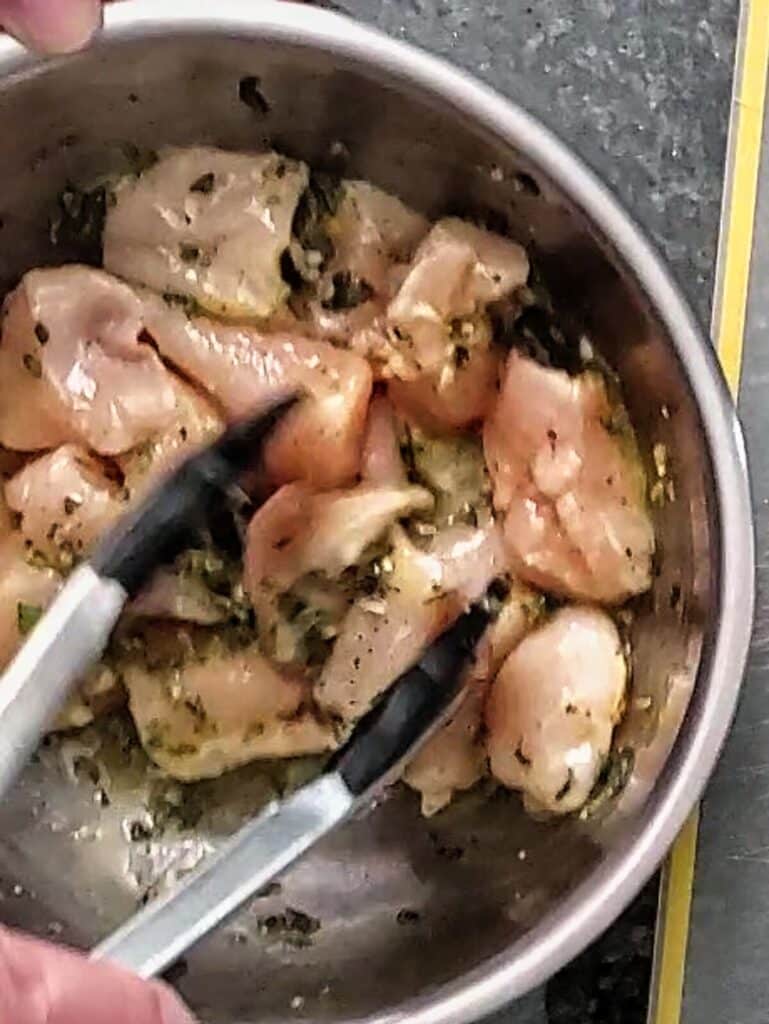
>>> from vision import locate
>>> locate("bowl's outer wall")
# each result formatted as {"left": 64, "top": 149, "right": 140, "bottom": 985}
{"left": 0, "top": 6, "right": 753, "bottom": 1024}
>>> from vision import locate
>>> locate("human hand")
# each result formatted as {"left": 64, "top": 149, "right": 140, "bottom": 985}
{"left": 0, "top": 0, "right": 103, "bottom": 53}
{"left": 0, "top": 926, "right": 196, "bottom": 1024}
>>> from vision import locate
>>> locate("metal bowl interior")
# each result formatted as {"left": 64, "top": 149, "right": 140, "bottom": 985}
{"left": 0, "top": 4, "right": 754, "bottom": 1024}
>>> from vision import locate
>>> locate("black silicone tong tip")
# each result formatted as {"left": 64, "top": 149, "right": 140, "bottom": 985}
{"left": 210, "top": 394, "right": 299, "bottom": 473}
{"left": 91, "top": 393, "right": 299, "bottom": 597}
{"left": 329, "top": 601, "right": 491, "bottom": 798}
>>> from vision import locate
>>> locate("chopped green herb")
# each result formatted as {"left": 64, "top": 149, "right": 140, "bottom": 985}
{"left": 554, "top": 769, "right": 574, "bottom": 802}
{"left": 164, "top": 742, "right": 199, "bottom": 757}
{"left": 50, "top": 183, "right": 107, "bottom": 264}
{"left": 161, "top": 292, "right": 203, "bottom": 317}
{"left": 321, "top": 271, "right": 374, "bottom": 311}
{"left": 22, "top": 353, "right": 42, "bottom": 378}
{"left": 179, "top": 244, "right": 200, "bottom": 263}
{"left": 290, "top": 172, "right": 340, "bottom": 269}
{"left": 238, "top": 76, "right": 270, "bottom": 116}
{"left": 128, "top": 819, "right": 153, "bottom": 842}
{"left": 396, "top": 908, "right": 421, "bottom": 925}
{"left": 580, "top": 748, "right": 635, "bottom": 820}
{"left": 453, "top": 344, "right": 470, "bottom": 368}
{"left": 514, "top": 743, "right": 531, "bottom": 767}
{"left": 121, "top": 142, "right": 159, "bottom": 176}
{"left": 17, "top": 602, "right": 42, "bottom": 635}
{"left": 189, "top": 172, "right": 215, "bottom": 194}
{"left": 63, "top": 495, "right": 82, "bottom": 516}
{"left": 257, "top": 907, "right": 320, "bottom": 947}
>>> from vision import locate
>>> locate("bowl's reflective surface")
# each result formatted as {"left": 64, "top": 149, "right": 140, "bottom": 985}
{"left": 0, "top": 5, "right": 753, "bottom": 1023}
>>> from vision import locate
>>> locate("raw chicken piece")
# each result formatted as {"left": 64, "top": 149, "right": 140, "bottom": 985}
{"left": 300, "top": 181, "right": 428, "bottom": 342}
{"left": 0, "top": 536, "right": 60, "bottom": 668}
{"left": 123, "top": 636, "right": 335, "bottom": 779}
{"left": 140, "top": 292, "right": 373, "bottom": 490}
{"left": 329, "top": 181, "right": 429, "bottom": 295}
{"left": 388, "top": 330, "right": 500, "bottom": 431}
{"left": 355, "top": 218, "right": 528, "bottom": 384}
{"left": 104, "top": 147, "right": 308, "bottom": 319}
{"left": 315, "top": 521, "right": 504, "bottom": 725}
{"left": 0, "top": 267, "right": 178, "bottom": 454}
{"left": 390, "top": 218, "right": 530, "bottom": 323}
{"left": 484, "top": 350, "right": 654, "bottom": 603}
{"left": 55, "top": 663, "right": 124, "bottom": 732}
{"left": 117, "top": 375, "right": 224, "bottom": 499}
{"left": 130, "top": 547, "right": 250, "bottom": 627}
{"left": 485, "top": 606, "right": 627, "bottom": 814}
{"left": 245, "top": 480, "right": 432, "bottom": 604}
{"left": 129, "top": 569, "right": 227, "bottom": 625}
{"left": 245, "top": 478, "right": 433, "bottom": 669}
{"left": 5, "top": 445, "right": 124, "bottom": 567}
{"left": 404, "top": 582, "right": 540, "bottom": 815}
{"left": 360, "top": 396, "right": 407, "bottom": 487}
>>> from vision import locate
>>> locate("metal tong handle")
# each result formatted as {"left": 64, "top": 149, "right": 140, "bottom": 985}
{"left": 0, "top": 566, "right": 126, "bottom": 798}
{"left": 92, "top": 602, "right": 491, "bottom": 978}
{"left": 91, "top": 773, "right": 355, "bottom": 978}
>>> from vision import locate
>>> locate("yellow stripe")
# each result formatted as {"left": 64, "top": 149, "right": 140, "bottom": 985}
{"left": 650, "top": 2, "right": 769, "bottom": 1022}
{"left": 650, "top": 810, "right": 700, "bottom": 1024}
{"left": 712, "top": 0, "right": 769, "bottom": 398}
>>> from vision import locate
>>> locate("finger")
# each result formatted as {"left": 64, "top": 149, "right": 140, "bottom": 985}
{"left": 0, "top": 927, "right": 197, "bottom": 1024}
{"left": 0, "top": 0, "right": 102, "bottom": 53}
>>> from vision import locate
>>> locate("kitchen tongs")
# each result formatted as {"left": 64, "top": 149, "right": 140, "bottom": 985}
{"left": 0, "top": 391, "right": 491, "bottom": 979}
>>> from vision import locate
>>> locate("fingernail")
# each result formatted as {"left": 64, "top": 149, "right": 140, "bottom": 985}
{"left": 1, "top": 0, "right": 103, "bottom": 54}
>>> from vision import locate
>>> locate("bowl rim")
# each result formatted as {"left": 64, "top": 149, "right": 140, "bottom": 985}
{"left": 0, "top": 2, "right": 756, "bottom": 1020}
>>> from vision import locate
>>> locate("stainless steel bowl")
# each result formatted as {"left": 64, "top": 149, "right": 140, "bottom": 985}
{"left": 0, "top": 3, "right": 754, "bottom": 1022}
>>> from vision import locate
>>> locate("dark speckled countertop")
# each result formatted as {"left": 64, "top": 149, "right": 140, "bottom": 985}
{"left": 334, "top": 1, "right": 737, "bottom": 328}
{"left": 327, "top": 2, "right": 739, "bottom": 1021}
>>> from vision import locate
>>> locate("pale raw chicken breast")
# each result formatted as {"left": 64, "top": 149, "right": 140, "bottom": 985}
{"left": 117, "top": 375, "right": 224, "bottom": 499}
{"left": 355, "top": 217, "right": 528, "bottom": 383}
{"left": 140, "top": 292, "right": 373, "bottom": 490}
{"left": 389, "top": 219, "right": 529, "bottom": 330}
{"left": 485, "top": 606, "right": 627, "bottom": 814}
{"left": 484, "top": 350, "right": 654, "bottom": 603}
{"left": 0, "top": 536, "right": 60, "bottom": 668}
{"left": 315, "top": 521, "right": 504, "bottom": 725}
{"left": 329, "top": 181, "right": 429, "bottom": 295}
{"left": 388, "top": 331, "right": 500, "bottom": 431}
{"left": 104, "top": 147, "right": 308, "bottom": 319}
{"left": 245, "top": 480, "right": 432, "bottom": 603}
{"left": 360, "top": 396, "right": 407, "bottom": 487}
{"left": 301, "top": 181, "right": 428, "bottom": 342}
{"left": 244, "top": 478, "right": 432, "bottom": 666}
{"left": 404, "top": 582, "right": 541, "bottom": 816}
{"left": 0, "top": 266, "right": 177, "bottom": 454}
{"left": 129, "top": 568, "right": 227, "bottom": 626}
{"left": 5, "top": 445, "right": 124, "bottom": 567}
{"left": 123, "top": 637, "right": 334, "bottom": 779}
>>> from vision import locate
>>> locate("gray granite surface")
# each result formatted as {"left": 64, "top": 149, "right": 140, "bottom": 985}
{"left": 328, "top": 2, "right": 740, "bottom": 1021}
{"left": 334, "top": 0, "right": 737, "bottom": 327}
{"left": 682, "top": 93, "right": 769, "bottom": 1024}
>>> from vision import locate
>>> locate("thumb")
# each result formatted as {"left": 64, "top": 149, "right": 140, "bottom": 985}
{"left": 0, "top": 926, "right": 196, "bottom": 1024}
{"left": 0, "top": 0, "right": 102, "bottom": 53}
